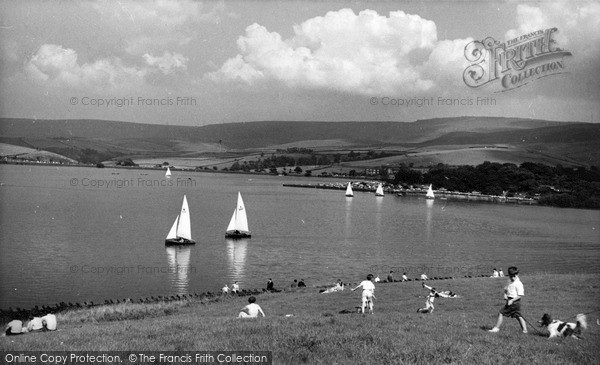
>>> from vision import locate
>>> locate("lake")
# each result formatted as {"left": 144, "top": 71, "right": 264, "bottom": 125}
{"left": 0, "top": 164, "right": 598, "bottom": 309}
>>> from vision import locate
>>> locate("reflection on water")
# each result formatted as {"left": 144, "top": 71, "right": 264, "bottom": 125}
{"left": 165, "top": 246, "right": 191, "bottom": 295}
{"left": 426, "top": 199, "right": 434, "bottom": 242}
{"left": 374, "top": 196, "right": 383, "bottom": 242}
{"left": 227, "top": 239, "right": 248, "bottom": 281}
{"left": 345, "top": 197, "right": 353, "bottom": 237}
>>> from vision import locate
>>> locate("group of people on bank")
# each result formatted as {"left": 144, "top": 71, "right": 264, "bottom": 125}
{"left": 4, "top": 313, "right": 57, "bottom": 336}
{"left": 237, "top": 266, "right": 530, "bottom": 336}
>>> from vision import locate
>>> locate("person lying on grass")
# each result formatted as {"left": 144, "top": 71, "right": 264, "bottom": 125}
{"left": 238, "top": 296, "right": 265, "bottom": 318}
{"left": 351, "top": 274, "right": 376, "bottom": 314}
{"left": 321, "top": 279, "right": 344, "bottom": 294}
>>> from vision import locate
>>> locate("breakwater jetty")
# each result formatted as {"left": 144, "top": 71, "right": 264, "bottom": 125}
{"left": 283, "top": 183, "right": 538, "bottom": 205}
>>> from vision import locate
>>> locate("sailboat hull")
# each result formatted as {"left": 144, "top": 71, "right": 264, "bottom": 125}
{"left": 225, "top": 230, "right": 251, "bottom": 239}
{"left": 165, "top": 238, "right": 196, "bottom": 246}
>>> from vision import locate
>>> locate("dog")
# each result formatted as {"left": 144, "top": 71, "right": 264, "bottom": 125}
{"left": 538, "top": 313, "right": 587, "bottom": 339}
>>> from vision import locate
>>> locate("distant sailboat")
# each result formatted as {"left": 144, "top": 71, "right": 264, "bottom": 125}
{"left": 426, "top": 184, "right": 435, "bottom": 199}
{"left": 375, "top": 183, "right": 384, "bottom": 197}
{"left": 165, "top": 167, "right": 172, "bottom": 178}
{"left": 345, "top": 182, "right": 354, "bottom": 197}
{"left": 225, "top": 192, "right": 251, "bottom": 239}
{"left": 165, "top": 195, "right": 195, "bottom": 245}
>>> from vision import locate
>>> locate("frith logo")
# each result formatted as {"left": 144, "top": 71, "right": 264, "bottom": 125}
{"left": 463, "top": 28, "right": 572, "bottom": 91}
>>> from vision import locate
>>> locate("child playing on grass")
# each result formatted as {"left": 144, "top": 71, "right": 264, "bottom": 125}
{"left": 238, "top": 296, "right": 265, "bottom": 318}
{"left": 489, "top": 266, "right": 527, "bottom": 333}
{"left": 417, "top": 283, "right": 439, "bottom": 313}
{"left": 351, "top": 274, "right": 376, "bottom": 314}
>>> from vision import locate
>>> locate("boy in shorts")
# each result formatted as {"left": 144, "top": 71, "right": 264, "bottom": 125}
{"left": 351, "top": 274, "right": 376, "bottom": 314}
{"left": 489, "top": 266, "right": 527, "bottom": 333}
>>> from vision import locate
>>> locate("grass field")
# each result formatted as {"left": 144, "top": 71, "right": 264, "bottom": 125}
{"left": 2, "top": 273, "right": 599, "bottom": 364}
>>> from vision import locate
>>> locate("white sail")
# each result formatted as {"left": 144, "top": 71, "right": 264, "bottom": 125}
{"left": 166, "top": 216, "right": 178, "bottom": 240}
{"left": 227, "top": 192, "right": 249, "bottom": 233}
{"left": 165, "top": 167, "right": 171, "bottom": 178}
{"left": 177, "top": 195, "right": 192, "bottom": 240}
{"left": 345, "top": 182, "right": 354, "bottom": 197}
{"left": 426, "top": 184, "right": 435, "bottom": 199}
{"left": 375, "top": 183, "right": 384, "bottom": 196}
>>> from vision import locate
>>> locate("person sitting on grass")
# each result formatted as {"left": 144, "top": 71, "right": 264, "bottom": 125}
{"left": 417, "top": 283, "right": 439, "bottom": 313}
{"left": 489, "top": 266, "right": 527, "bottom": 334}
{"left": 351, "top": 274, "right": 376, "bottom": 314}
{"left": 41, "top": 313, "right": 57, "bottom": 331}
{"left": 238, "top": 296, "right": 265, "bottom": 318}
{"left": 267, "top": 278, "right": 281, "bottom": 292}
{"left": 26, "top": 316, "right": 44, "bottom": 332}
{"left": 4, "top": 319, "right": 26, "bottom": 336}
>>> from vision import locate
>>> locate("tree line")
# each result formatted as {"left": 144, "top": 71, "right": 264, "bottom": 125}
{"left": 391, "top": 162, "right": 600, "bottom": 209}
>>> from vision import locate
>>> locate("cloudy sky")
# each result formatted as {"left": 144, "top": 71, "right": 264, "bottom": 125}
{"left": 0, "top": 0, "right": 598, "bottom": 126}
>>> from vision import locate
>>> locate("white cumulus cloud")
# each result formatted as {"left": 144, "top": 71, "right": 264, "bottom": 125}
{"left": 208, "top": 8, "right": 449, "bottom": 95}
{"left": 25, "top": 44, "right": 146, "bottom": 90}
{"left": 143, "top": 51, "right": 188, "bottom": 74}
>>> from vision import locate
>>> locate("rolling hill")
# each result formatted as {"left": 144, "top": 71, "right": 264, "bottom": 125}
{"left": 0, "top": 117, "right": 598, "bottom": 167}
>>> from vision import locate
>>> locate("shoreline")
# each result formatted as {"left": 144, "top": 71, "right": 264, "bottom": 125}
{"left": 0, "top": 271, "right": 593, "bottom": 324}
{"left": 283, "top": 182, "right": 539, "bottom": 205}
{"left": 1, "top": 162, "right": 575, "bottom": 209}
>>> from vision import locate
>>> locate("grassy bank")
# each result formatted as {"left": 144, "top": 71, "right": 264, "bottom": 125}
{"left": 2, "top": 273, "right": 600, "bottom": 364}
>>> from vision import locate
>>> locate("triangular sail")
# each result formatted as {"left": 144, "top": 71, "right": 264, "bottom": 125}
{"left": 426, "top": 184, "right": 435, "bottom": 199}
{"left": 165, "top": 167, "right": 171, "bottom": 177}
{"left": 227, "top": 192, "right": 249, "bottom": 232}
{"left": 375, "top": 183, "right": 384, "bottom": 196}
{"left": 345, "top": 182, "right": 354, "bottom": 197}
{"left": 166, "top": 216, "right": 178, "bottom": 240}
{"left": 176, "top": 195, "right": 192, "bottom": 240}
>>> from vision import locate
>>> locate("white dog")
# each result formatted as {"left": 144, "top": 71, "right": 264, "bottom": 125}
{"left": 538, "top": 313, "right": 587, "bottom": 339}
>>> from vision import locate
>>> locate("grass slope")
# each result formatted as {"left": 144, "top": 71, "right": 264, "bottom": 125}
{"left": 2, "top": 274, "right": 599, "bottom": 364}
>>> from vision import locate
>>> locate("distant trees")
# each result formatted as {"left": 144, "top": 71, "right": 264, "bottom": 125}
{"left": 226, "top": 150, "right": 395, "bottom": 173}
{"left": 389, "top": 161, "right": 600, "bottom": 209}
{"left": 116, "top": 158, "right": 137, "bottom": 167}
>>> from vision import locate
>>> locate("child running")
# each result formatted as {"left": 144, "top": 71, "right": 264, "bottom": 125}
{"left": 351, "top": 274, "right": 376, "bottom": 314}
{"left": 417, "top": 283, "right": 439, "bottom": 313}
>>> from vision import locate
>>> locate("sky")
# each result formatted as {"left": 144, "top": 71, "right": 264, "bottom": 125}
{"left": 0, "top": 0, "right": 599, "bottom": 126}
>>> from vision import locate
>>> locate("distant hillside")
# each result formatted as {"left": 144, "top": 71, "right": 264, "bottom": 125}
{"left": 0, "top": 117, "right": 598, "bottom": 167}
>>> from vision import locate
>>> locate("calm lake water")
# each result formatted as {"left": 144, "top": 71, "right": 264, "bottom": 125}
{"left": 0, "top": 164, "right": 599, "bottom": 309}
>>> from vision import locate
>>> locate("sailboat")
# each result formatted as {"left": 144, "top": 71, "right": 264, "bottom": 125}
{"left": 426, "top": 184, "right": 435, "bottom": 200}
{"left": 345, "top": 182, "right": 354, "bottom": 197}
{"left": 225, "top": 192, "right": 251, "bottom": 239}
{"left": 165, "top": 167, "right": 172, "bottom": 178}
{"left": 165, "top": 195, "right": 195, "bottom": 245}
{"left": 375, "top": 183, "right": 384, "bottom": 197}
